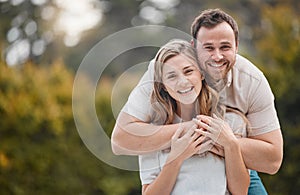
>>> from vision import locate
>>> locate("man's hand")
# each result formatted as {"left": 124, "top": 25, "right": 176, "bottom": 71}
{"left": 194, "top": 114, "right": 237, "bottom": 149}
{"left": 209, "top": 144, "right": 225, "bottom": 157}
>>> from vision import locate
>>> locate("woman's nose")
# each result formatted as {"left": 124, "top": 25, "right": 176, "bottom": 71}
{"left": 177, "top": 75, "right": 189, "bottom": 86}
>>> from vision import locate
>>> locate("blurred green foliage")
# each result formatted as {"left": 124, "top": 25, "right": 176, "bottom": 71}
{"left": 251, "top": 4, "right": 300, "bottom": 195}
{"left": 0, "top": 61, "right": 140, "bottom": 194}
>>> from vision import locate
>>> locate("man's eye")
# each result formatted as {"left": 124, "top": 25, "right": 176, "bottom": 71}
{"left": 221, "top": 45, "right": 231, "bottom": 50}
{"left": 204, "top": 46, "right": 213, "bottom": 51}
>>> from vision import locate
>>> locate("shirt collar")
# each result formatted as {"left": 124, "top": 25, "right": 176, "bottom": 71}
{"left": 226, "top": 69, "right": 232, "bottom": 87}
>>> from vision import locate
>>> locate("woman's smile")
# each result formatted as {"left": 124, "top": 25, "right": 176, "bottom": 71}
{"left": 177, "top": 86, "right": 194, "bottom": 94}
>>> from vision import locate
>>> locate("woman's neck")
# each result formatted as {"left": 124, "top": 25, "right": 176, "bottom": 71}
{"left": 176, "top": 103, "right": 196, "bottom": 121}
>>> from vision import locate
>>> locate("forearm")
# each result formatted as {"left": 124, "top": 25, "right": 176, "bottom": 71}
{"left": 238, "top": 129, "right": 283, "bottom": 174}
{"left": 111, "top": 112, "right": 179, "bottom": 155}
{"left": 224, "top": 140, "right": 250, "bottom": 195}
{"left": 143, "top": 158, "right": 183, "bottom": 195}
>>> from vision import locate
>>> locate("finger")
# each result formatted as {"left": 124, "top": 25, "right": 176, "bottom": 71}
{"left": 192, "top": 118, "right": 200, "bottom": 126}
{"left": 201, "top": 140, "right": 213, "bottom": 149}
{"left": 197, "top": 115, "right": 213, "bottom": 125}
{"left": 195, "top": 128, "right": 220, "bottom": 144}
{"left": 209, "top": 146, "right": 221, "bottom": 156}
{"left": 196, "top": 114, "right": 207, "bottom": 120}
{"left": 198, "top": 141, "right": 214, "bottom": 153}
{"left": 192, "top": 132, "right": 204, "bottom": 142}
{"left": 192, "top": 118, "right": 202, "bottom": 129}
{"left": 195, "top": 135, "right": 206, "bottom": 145}
{"left": 195, "top": 128, "right": 210, "bottom": 138}
{"left": 196, "top": 120, "right": 217, "bottom": 134}
{"left": 212, "top": 113, "right": 220, "bottom": 119}
{"left": 193, "top": 119, "right": 211, "bottom": 131}
{"left": 211, "top": 114, "right": 224, "bottom": 126}
{"left": 173, "top": 125, "right": 184, "bottom": 139}
{"left": 184, "top": 124, "right": 197, "bottom": 138}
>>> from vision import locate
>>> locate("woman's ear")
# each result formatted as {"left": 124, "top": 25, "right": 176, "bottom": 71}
{"left": 200, "top": 71, "right": 205, "bottom": 80}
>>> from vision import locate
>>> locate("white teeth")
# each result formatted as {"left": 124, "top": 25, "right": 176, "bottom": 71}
{"left": 178, "top": 87, "right": 193, "bottom": 94}
{"left": 209, "top": 63, "right": 223, "bottom": 67}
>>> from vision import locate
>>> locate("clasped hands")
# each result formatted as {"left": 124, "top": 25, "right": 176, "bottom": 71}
{"left": 168, "top": 114, "right": 238, "bottom": 163}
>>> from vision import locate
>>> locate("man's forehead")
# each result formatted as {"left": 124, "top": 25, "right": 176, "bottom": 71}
{"left": 195, "top": 39, "right": 233, "bottom": 46}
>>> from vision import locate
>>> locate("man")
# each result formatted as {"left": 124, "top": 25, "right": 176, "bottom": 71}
{"left": 111, "top": 8, "right": 283, "bottom": 194}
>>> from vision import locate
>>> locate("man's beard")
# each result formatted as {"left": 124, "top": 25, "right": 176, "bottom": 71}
{"left": 203, "top": 72, "right": 228, "bottom": 92}
{"left": 201, "top": 59, "right": 230, "bottom": 91}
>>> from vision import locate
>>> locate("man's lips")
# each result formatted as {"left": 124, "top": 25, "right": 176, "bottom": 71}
{"left": 208, "top": 61, "right": 227, "bottom": 68}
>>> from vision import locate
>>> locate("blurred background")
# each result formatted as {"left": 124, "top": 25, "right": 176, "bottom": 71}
{"left": 0, "top": 0, "right": 299, "bottom": 194}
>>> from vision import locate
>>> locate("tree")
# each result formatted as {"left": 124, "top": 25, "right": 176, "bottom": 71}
{"left": 252, "top": 4, "right": 300, "bottom": 194}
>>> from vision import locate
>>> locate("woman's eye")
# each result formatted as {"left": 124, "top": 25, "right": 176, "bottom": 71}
{"left": 167, "top": 74, "right": 176, "bottom": 79}
{"left": 185, "top": 69, "right": 194, "bottom": 74}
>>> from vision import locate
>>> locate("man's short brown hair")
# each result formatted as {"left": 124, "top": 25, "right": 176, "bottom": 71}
{"left": 191, "top": 8, "right": 239, "bottom": 46}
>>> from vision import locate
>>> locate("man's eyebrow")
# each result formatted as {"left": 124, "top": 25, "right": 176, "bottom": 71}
{"left": 200, "top": 41, "right": 233, "bottom": 48}
{"left": 220, "top": 41, "right": 232, "bottom": 45}
{"left": 201, "top": 42, "right": 213, "bottom": 46}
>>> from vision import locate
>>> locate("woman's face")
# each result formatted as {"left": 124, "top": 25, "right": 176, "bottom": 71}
{"left": 162, "top": 54, "right": 203, "bottom": 105}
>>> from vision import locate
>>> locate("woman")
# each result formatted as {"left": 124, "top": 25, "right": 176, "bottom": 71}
{"left": 139, "top": 39, "right": 250, "bottom": 194}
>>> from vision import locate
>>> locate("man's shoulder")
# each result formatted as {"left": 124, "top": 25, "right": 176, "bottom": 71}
{"left": 234, "top": 54, "right": 265, "bottom": 81}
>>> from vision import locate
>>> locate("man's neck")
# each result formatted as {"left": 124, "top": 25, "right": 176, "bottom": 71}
{"left": 206, "top": 78, "right": 227, "bottom": 92}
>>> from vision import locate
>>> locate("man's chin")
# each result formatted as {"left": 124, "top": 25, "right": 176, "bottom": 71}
{"left": 206, "top": 73, "right": 224, "bottom": 81}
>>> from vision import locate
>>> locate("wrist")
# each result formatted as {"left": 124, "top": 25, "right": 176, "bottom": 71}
{"left": 224, "top": 137, "right": 240, "bottom": 151}
{"left": 166, "top": 152, "right": 184, "bottom": 167}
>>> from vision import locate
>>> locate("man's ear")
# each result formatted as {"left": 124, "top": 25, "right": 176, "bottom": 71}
{"left": 191, "top": 39, "right": 195, "bottom": 47}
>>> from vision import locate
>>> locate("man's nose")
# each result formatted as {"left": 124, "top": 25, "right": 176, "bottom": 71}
{"left": 211, "top": 49, "right": 224, "bottom": 61}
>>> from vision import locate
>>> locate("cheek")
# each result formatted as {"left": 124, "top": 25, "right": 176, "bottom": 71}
{"left": 225, "top": 50, "right": 237, "bottom": 59}
{"left": 164, "top": 83, "right": 176, "bottom": 94}
{"left": 192, "top": 75, "right": 203, "bottom": 87}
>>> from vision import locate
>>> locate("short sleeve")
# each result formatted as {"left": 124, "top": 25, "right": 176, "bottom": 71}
{"left": 139, "top": 152, "right": 161, "bottom": 185}
{"left": 247, "top": 75, "right": 280, "bottom": 136}
{"left": 121, "top": 60, "right": 155, "bottom": 122}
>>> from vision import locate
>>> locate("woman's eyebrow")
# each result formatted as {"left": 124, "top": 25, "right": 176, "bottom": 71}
{"left": 183, "top": 64, "right": 195, "bottom": 70}
{"left": 164, "top": 70, "right": 176, "bottom": 75}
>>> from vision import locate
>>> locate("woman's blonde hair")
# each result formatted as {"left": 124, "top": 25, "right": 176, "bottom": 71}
{"left": 150, "top": 39, "right": 223, "bottom": 124}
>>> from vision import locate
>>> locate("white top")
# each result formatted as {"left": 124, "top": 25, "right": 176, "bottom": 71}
{"left": 139, "top": 151, "right": 227, "bottom": 195}
{"left": 139, "top": 113, "right": 247, "bottom": 195}
{"left": 122, "top": 54, "right": 280, "bottom": 136}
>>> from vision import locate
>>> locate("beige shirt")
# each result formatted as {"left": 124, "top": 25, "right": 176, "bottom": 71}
{"left": 122, "top": 54, "right": 280, "bottom": 136}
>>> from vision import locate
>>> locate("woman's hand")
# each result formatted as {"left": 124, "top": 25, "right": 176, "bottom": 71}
{"left": 166, "top": 124, "right": 204, "bottom": 164}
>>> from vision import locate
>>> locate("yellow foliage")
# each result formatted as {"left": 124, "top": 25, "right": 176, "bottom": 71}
{"left": 0, "top": 152, "right": 10, "bottom": 168}
{"left": 0, "top": 60, "right": 74, "bottom": 136}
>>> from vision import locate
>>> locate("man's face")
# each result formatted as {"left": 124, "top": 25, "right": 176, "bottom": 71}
{"left": 195, "top": 22, "right": 238, "bottom": 82}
